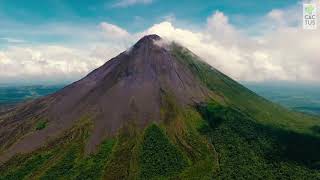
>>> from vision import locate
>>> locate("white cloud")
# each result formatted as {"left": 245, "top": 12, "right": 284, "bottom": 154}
{"left": 0, "top": 37, "right": 26, "bottom": 44}
{"left": 112, "top": 0, "right": 153, "bottom": 8}
{"left": 100, "top": 22, "right": 130, "bottom": 39}
{"left": 152, "top": 38, "right": 170, "bottom": 50}
{"left": 1, "top": 2, "right": 320, "bottom": 84}
{"left": 0, "top": 21, "right": 134, "bottom": 84}
{"left": 0, "top": 44, "right": 123, "bottom": 84}
{"left": 139, "top": 5, "right": 320, "bottom": 83}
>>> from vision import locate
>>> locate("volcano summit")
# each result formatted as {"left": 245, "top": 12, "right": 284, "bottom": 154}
{"left": 1, "top": 35, "right": 320, "bottom": 179}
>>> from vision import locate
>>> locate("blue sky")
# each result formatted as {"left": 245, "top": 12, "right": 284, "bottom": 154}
{"left": 0, "top": 0, "right": 319, "bottom": 85}
{"left": 0, "top": 0, "right": 300, "bottom": 48}
{"left": 0, "top": 0, "right": 298, "bottom": 33}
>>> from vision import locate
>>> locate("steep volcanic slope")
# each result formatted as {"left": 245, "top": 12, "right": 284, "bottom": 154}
{"left": 0, "top": 35, "right": 213, "bottom": 160}
{"left": 0, "top": 34, "right": 320, "bottom": 179}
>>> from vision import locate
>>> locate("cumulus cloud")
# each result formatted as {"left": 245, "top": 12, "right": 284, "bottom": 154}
{"left": 111, "top": 0, "right": 153, "bottom": 8}
{"left": 1, "top": 1, "right": 319, "bottom": 84}
{"left": 0, "top": 46, "right": 88, "bottom": 84}
{"left": 141, "top": 5, "right": 320, "bottom": 82}
{"left": 0, "top": 21, "right": 134, "bottom": 84}
{"left": 0, "top": 44, "right": 124, "bottom": 84}
{"left": 100, "top": 22, "right": 130, "bottom": 39}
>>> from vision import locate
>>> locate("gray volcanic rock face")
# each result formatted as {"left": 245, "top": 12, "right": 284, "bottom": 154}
{"left": 0, "top": 35, "right": 211, "bottom": 160}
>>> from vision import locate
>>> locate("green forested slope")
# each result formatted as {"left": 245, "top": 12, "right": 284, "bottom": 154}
{"left": 0, "top": 43, "right": 319, "bottom": 179}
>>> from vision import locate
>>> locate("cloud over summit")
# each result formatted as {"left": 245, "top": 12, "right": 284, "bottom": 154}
{"left": 0, "top": 2, "right": 319, "bottom": 84}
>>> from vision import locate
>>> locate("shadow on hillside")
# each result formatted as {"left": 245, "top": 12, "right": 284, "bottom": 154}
{"left": 196, "top": 103, "right": 320, "bottom": 170}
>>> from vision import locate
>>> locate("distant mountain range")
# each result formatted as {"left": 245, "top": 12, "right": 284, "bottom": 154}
{"left": 0, "top": 35, "right": 320, "bottom": 179}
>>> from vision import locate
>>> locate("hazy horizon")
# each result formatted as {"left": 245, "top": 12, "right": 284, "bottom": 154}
{"left": 1, "top": 82, "right": 319, "bottom": 116}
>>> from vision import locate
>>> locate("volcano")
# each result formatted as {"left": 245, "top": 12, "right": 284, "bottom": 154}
{"left": 1, "top": 35, "right": 320, "bottom": 179}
